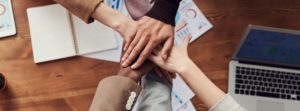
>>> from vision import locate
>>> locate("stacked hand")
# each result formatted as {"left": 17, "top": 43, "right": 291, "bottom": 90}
{"left": 121, "top": 16, "right": 175, "bottom": 69}
{"left": 92, "top": 5, "right": 176, "bottom": 81}
{"left": 117, "top": 16, "right": 175, "bottom": 82}
{"left": 148, "top": 36, "right": 192, "bottom": 74}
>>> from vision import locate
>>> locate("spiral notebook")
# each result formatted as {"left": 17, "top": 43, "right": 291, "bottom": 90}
{"left": 27, "top": 4, "right": 117, "bottom": 63}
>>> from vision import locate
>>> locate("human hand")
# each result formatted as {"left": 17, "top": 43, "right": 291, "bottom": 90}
{"left": 121, "top": 16, "right": 175, "bottom": 69}
{"left": 115, "top": 17, "right": 138, "bottom": 48}
{"left": 118, "top": 60, "right": 154, "bottom": 82}
{"left": 148, "top": 36, "right": 192, "bottom": 74}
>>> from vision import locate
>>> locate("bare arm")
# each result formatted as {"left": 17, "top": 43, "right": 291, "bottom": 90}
{"left": 91, "top": 3, "right": 137, "bottom": 43}
{"left": 179, "top": 60, "right": 226, "bottom": 108}
{"left": 148, "top": 36, "right": 226, "bottom": 108}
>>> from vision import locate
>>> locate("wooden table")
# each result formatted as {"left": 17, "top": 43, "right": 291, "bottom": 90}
{"left": 1, "top": 0, "right": 300, "bottom": 111}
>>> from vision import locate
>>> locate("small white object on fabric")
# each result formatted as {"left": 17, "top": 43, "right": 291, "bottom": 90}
{"left": 131, "top": 92, "right": 137, "bottom": 97}
{"left": 125, "top": 91, "right": 137, "bottom": 110}
{"left": 126, "top": 103, "right": 132, "bottom": 110}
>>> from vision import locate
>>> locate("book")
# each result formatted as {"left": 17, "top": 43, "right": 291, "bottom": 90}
{"left": 27, "top": 4, "right": 117, "bottom": 63}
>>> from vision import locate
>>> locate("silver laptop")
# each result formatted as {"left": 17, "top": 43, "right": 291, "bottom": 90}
{"left": 229, "top": 25, "right": 300, "bottom": 111}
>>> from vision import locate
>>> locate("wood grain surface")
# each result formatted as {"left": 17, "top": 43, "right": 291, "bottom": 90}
{"left": 1, "top": 0, "right": 300, "bottom": 111}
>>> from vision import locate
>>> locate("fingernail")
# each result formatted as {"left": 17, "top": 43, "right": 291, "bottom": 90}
{"left": 131, "top": 64, "right": 137, "bottom": 69}
{"left": 122, "top": 62, "right": 127, "bottom": 67}
{"left": 122, "top": 55, "right": 127, "bottom": 61}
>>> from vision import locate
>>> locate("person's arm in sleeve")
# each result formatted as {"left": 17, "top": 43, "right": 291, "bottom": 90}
{"left": 89, "top": 76, "right": 141, "bottom": 111}
{"left": 209, "top": 94, "right": 247, "bottom": 111}
{"left": 89, "top": 61, "right": 154, "bottom": 111}
{"left": 146, "top": 0, "right": 182, "bottom": 26}
{"left": 54, "top": 0, "right": 103, "bottom": 23}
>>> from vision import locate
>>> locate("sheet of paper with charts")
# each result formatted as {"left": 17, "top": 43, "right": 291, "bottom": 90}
{"left": 82, "top": 0, "right": 213, "bottom": 110}
{"left": 0, "top": 0, "right": 13, "bottom": 32}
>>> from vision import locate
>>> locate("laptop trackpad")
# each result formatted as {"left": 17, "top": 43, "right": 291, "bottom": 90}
{"left": 256, "top": 100, "right": 284, "bottom": 111}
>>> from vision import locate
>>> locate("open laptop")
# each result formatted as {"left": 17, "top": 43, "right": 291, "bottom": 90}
{"left": 229, "top": 25, "right": 300, "bottom": 111}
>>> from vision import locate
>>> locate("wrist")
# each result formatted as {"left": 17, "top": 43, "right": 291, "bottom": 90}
{"left": 177, "top": 58, "right": 194, "bottom": 74}
{"left": 118, "top": 67, "right": 141, "bottom": 82}
{"left": 114, "top": 16, "right": 131, "bottom": 33}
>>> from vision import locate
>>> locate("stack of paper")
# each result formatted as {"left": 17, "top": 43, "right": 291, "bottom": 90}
{"left": 27, "top": 4, "right": 117, "bottom": 63}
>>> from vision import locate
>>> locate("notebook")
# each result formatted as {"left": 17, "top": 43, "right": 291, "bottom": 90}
{"left": 27, "top": 4, "right": 116, "bottom": 63}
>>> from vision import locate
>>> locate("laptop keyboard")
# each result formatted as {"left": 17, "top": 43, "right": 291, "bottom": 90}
{"left": 235, "top": 66, "right": 300, "bottom": 101}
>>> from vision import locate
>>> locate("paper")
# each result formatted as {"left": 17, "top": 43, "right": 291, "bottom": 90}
{"left": 27, "top": 4, "right": 118, "bottom": 63}
{"left": 27, "top": 4, "right": 76, "bottom": 63}
{"left": 0, "top": 0, "right": 15, "bottom": 34}
{"left": 174, "top": 0, "right": 213, "bottom": 45}
{"left": 82, "top": 33, "right": 123, "bottom": 62}
{"left": 82, "top": 0, "right": 127, "bottom": 62}
{"left": 177, "top": 101, "right": 196, "bottom": 111}
{"left": 71, "top": 15, "right": 117, "bottom": 55}
{"left": 172, "top": 75, "right": 195, "bottom": 110}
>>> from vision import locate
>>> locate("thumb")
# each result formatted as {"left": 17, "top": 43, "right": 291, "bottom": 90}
{"left": 182, "top": 35, "right": 192, "bottom": 48}
{"left": 148, "top": 54, "right": 163, "bottom": 66}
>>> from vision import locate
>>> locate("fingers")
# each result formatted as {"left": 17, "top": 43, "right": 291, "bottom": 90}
{"left": 131, "top": 40, "right": 160, "bottom": 69}
{"left": 148, "top": 54, "right": 163, "bottom": 66}
{"left": 122, "top": 33, "right": 149, "bottom": 67}
{"left": 182, "top": 35, "right": 192, "bottom": 48}
{"left": 162, "top": 36, "right": 174, "bottom": 60}
{"left": 122, "top": 30, "right": 142, "bottom": 62}
{"left": 123, "top": 32, "right": 135, "bottom": 51}
{"left": 123, "top": 40, "right": 132, "bottom": 52}
{"left": 123, "top": 41, "right": 131, "bottom": 51}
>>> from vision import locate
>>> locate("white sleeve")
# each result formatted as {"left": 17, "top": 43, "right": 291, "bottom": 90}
{"left": 209, "top": 94, "right": 247, "bottom": 111}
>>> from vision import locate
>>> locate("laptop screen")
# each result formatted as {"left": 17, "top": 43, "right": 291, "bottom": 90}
{"left": 236, "top": 28, "right": 300, "bottom": 67}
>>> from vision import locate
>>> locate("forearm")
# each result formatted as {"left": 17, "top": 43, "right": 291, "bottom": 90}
{"left": 92, "top": 3, "right": 126, "bottom": 31}
{"left": 179, "top": 61, "right": 226, "bottom": 108}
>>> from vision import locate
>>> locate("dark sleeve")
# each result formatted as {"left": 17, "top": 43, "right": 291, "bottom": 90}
{"left": 146, "top": 0, "right": 182, "bottom": 26}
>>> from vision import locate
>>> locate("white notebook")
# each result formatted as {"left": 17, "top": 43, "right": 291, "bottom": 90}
{"left": 27, "top": 4, "right": 116, "bottom": 63}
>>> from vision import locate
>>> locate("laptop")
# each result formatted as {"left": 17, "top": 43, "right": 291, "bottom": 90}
{"left": 228, "top": 25, "right": 300, "bottom": 111}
